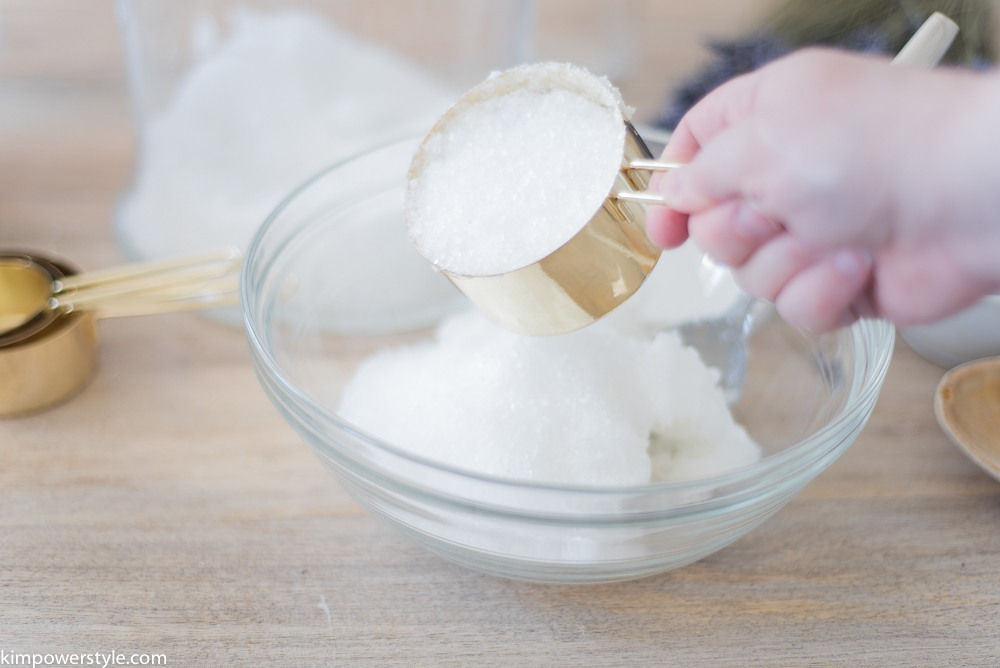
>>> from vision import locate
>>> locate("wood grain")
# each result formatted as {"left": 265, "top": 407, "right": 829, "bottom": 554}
{"left": 1, "top": 1, "right": 1000, "bottom": 665}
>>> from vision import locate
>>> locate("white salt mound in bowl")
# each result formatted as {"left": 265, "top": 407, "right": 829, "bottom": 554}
{"left": 404, "top": 63, "right": 627, "bottom": 277}
{"left": 338, "top": 310, "right": 760, "bottom": 487}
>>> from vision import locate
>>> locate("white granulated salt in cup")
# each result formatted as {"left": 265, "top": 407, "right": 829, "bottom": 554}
{"left": 404, "top": 63, "right": 629, "bottom": 277}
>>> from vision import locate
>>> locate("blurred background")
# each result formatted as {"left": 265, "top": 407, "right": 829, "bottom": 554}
{"left": 0, "top": 0, "right": 774, "bottom": 267}
{"left": 0, "top": 0, "right": 997, "bottom": 269}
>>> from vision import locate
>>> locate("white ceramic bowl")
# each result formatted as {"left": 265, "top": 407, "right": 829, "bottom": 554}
{"left": 900, "top": 295, "right": 1000, "bottom": 368}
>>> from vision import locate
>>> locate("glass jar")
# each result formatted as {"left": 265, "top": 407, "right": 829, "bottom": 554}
{"left": 114, "top": 0, "right": 534, "bottom": 260}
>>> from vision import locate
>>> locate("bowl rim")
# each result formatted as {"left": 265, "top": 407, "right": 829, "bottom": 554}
{"left": 241, "top": 138, "right": 896, "bottom": 499}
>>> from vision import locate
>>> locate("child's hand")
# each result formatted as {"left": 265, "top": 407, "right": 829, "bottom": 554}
{"left": 646, "top": 49, "right": 1000, "bottom": 331}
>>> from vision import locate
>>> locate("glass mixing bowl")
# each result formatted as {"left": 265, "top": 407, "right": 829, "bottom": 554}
{"left": 242, "top": 138, "right": 895, "bottom": 584}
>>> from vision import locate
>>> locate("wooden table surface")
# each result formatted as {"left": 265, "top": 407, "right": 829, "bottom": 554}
{"left": 2, "top": 1, "right": 999, "bottom": 665}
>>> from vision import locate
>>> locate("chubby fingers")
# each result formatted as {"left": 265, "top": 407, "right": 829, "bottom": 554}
{"left": 732, "top": 236, "right": 873, "bottom": 332}
{"left": 646, "top": 120, "right": 768, "bottom": 254}
{"left": 644, "top": 165, "right": 699, "bottom": 250}
{"left": 643, "top": 123, "right": 704, "bottom": 249}
{"left": 774, "top": 248, "right": 873, "bottom": 332}
{"left": 732, "top": 234, "right": 818, "bottom": 303}
{"left": 686, "top": 199, "right": 783, "bottom": 266}
{"left": 644, "top": 71, "right": 762, "bottom": 249}
{"left": 644, "top": 137, "right": 762, "bottom": 251}
{"left": 645, "top": 205, "right": 690, "bottom": 249}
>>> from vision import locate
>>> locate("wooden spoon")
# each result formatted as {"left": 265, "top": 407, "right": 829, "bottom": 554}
{"left": 935, "top": 357, "right": 1000, "bottom": 483}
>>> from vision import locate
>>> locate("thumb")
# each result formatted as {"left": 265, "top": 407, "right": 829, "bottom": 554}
{"left": 657, "top": 121, "right": 760, "bottom": 215}
{"left": 657, "top": 167, "right": 715, "bottom": 213}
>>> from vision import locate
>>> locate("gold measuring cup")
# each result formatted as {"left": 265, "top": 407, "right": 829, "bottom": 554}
{"left": 0, "top": 248, "right": 240, "bottom": 417}
{"left": 406, "top": 63, "right": 675, "bottom": 337}
{"left": 405, "top": 13, "right": 958, "bottom": 337}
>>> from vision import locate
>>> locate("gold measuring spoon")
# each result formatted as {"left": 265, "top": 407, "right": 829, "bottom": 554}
{"left": 0, "top": 248, "right": 241, "bottom": 417}
{"left": 935, "top": 357, "right": 1000, "bottom": 484}
{"left": 406, "top": 13, "right": 957, "bottom": 337}
{"left": 0, "top": 254, "right": 68, "bottom": 344}
{"left": 0, "top": 247, "right": 240, "bottom": 347}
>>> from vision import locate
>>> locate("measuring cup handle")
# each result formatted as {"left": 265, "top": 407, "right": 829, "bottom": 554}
{"left": 627, "top": 160, "right": 685, "bottom": 172}
{"left": 613, "top": 192, "right": 667, "bottom": 205}
{"left": 615, "top": 160, "right": 685, "bottom": 204}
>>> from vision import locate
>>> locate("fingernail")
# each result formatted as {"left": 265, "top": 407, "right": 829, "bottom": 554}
{"left": 734, "top": 202, "right": 779, "bottom": 240}
{"left": 832, "top": 248, "right": 872, "bottom": 280}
